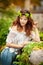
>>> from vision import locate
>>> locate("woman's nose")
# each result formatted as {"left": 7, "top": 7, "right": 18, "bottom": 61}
{"left": 21, "top": 20, "right": 24, "bottom": 22}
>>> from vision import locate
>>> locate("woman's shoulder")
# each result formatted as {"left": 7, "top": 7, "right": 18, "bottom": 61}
{"left": 9, "top": 25, "right": 17, "bottom": 32}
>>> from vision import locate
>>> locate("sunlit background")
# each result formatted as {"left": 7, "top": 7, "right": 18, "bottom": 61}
{"left": 0, "top": 0, "right": 43, "bottom": 65}
{"left": 0, "top": 0, "right": 43, "bottom": 30}
{"left": 0, "top": 0, "right": 43, "bottom": 51}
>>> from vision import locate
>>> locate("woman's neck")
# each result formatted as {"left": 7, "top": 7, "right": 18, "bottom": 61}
{"left": 22, "top": 26, "right": 25, "bottom": 32}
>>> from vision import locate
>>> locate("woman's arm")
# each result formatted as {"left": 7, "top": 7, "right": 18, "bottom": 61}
{"left": 34, "top": 28, "right": 40, "bottom": 42}
{"left": 6, "top": 41, "right": 29, "bottom": 48}
{"left": 31, "top": 26, "right": 40, "bottom": 42}
{"left": 6, "top": 43, "right": 24, "bottom": 49}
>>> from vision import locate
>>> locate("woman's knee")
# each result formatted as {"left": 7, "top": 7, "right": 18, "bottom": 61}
{"left": 1, "top": 48, "right": 13, "bottom": 65}
{"left": 1, "top": 48, "right": 17, "bottom": 65}
{"left": 1, "top": 48, "right": 8, "bottom": 60}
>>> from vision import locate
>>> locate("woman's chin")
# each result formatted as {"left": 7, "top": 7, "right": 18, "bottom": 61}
{"left": 21, "top": 24, "right": 25, "bottom": 27}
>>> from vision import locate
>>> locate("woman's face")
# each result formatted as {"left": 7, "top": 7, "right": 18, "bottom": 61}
{"left": 20, "top": 15, "right": 28, "bottom": 27}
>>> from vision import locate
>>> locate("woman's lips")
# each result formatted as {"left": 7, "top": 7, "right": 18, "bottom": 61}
{"left": 21, "top": 23, "right": 25, "bottom": 25}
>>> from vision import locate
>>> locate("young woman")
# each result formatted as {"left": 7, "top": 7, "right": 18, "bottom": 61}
{"left": 1, "top": 9, "right": 40, "bottom": 65}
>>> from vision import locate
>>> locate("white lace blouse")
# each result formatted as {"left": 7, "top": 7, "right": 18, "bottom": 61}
{"left": 6, "top": 27, "right": 35, "bottom": 53}
{"left": 5, "top": 28, "right": 43, "bottom": 65}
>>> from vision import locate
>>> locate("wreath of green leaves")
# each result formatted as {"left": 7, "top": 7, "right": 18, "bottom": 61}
{"left": 17, "top": 10, "right": 32, "bottom": 17}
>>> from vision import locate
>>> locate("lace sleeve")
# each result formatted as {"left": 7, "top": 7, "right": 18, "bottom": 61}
{"left": 6, "top": 28, "right": 17, "bottom": 44}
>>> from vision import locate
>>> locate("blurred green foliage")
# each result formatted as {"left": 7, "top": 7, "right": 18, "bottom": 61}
{"left": 39, "top": 31, "right": 43, "bottom": 41}
{"left": 13, "top": 42, "right": 43, "bottom": 65}
{"left": 39, "top": 62, "right": 43, "bottom": 65}
{"left": 0, "top": 6, "right": 17, "bottom": 46}
{"left": 0, "top": 17, "right": 12, "bottom": 46}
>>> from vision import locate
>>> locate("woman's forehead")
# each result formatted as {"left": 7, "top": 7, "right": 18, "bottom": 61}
{"left": 20, "top": 15, "right": 27, "bottom": 19}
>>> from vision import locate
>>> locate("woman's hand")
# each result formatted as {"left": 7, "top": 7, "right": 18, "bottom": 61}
{"left": 6, "top": 43, "right": 24, "bottom": 49}
{"left": 22, "top": 41, "right": 29, "bottom": 46}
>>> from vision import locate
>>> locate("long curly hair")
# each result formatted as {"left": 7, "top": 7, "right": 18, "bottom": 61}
{"left": 12, "top": 9, "right": 34, "bottom": 36}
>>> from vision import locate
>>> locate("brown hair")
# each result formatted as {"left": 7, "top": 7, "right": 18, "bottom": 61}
{"left": 12, "top": 9, "right": 34, "bottom": 36}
